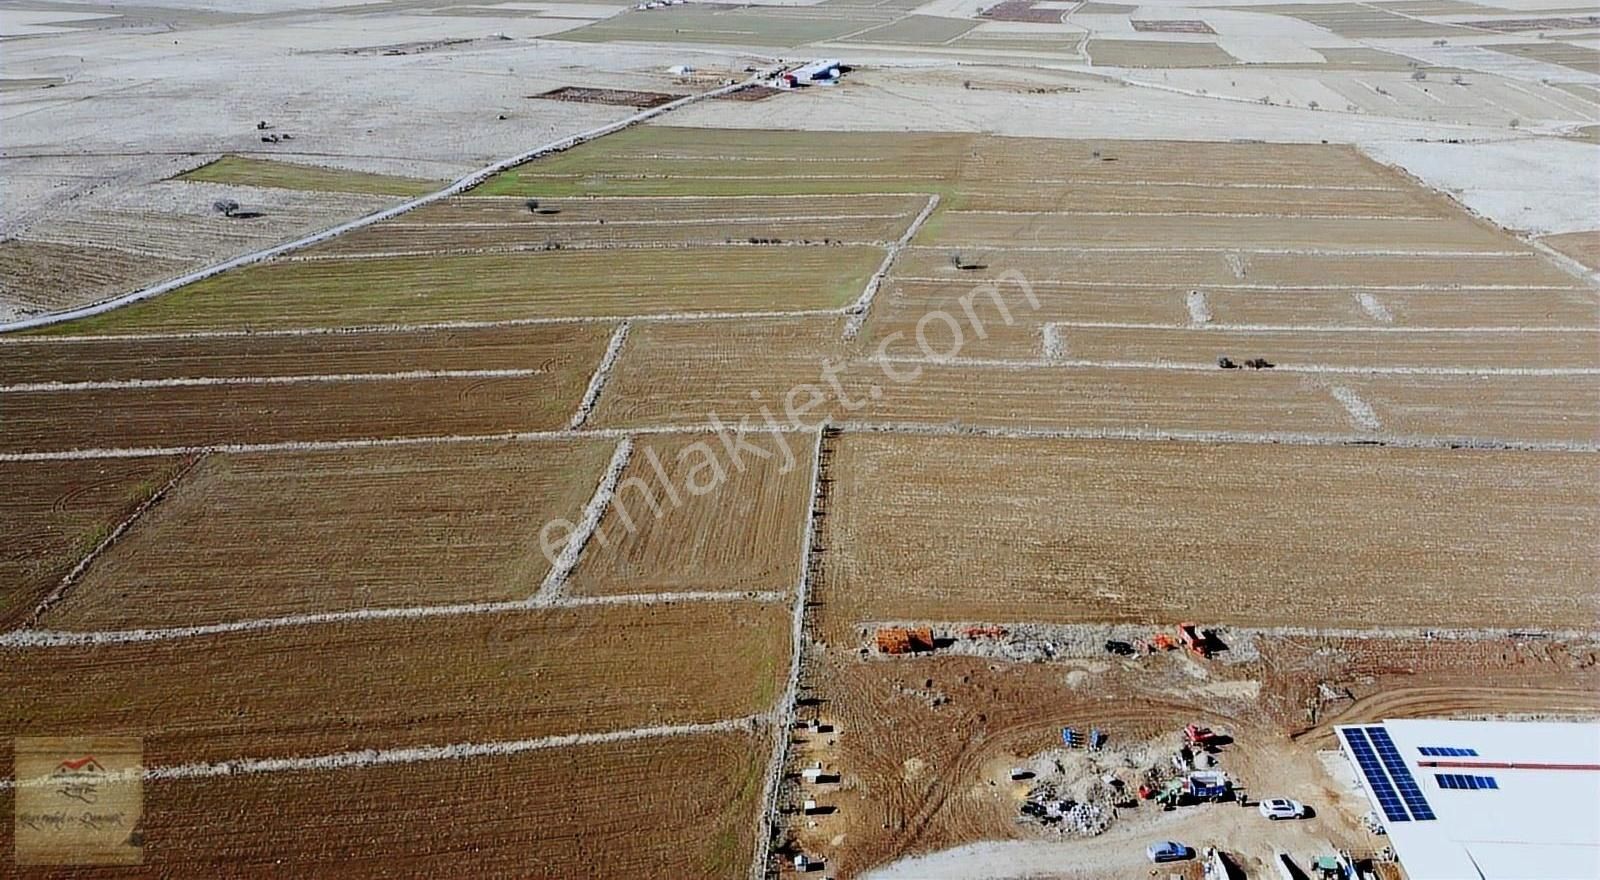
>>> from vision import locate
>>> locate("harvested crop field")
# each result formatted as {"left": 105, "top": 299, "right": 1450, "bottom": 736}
{"left": 38, "top": 441, "right": 613, "bottom": 629}
{"left": 35, "top": 247, "right": 882, "bottom": 333}
{"left": 896, "top": 248, "right": 1580, "bottom": 289}
{"left": 0, "top": 731, "right": 768, "bottom": 879}
{"left": 1087, "top": 39, "right": 1238, "bottom": 68}
{"left": 301, "top": 194, "right": 924, "bottom": 253}
{"left": 0, "top": 371, "right": 591, "bottom": 454}
{"left": 917, "top": 213, "right": 1520, "bottom": 252}
{"left": 590, "top": 316, "right": 859, "bottom": 427}
{"left": 0, "top": 322, "right": 612, "bottom": 385}
{"left": 816, "top": 434, "right": 1600, "bottom": 640}
{"left": 864, "top": 281, "right": 1600, "bottom": 360}
{"left": 0, "top": 457, "right": 185, "bottom": 629}
{"left": 1488, "top": 41, "right": 1600, "bottom": 74}
{"left": 176, "top": 155, "right": 438, "bottom": 195}
{"left": 0, "top": 239, "right": 186, "bottom": 317}
{"left": 1050, "top": 325, "right": 1600, "bottom": 370}
{"left": 4, "top": 602, "right": 787, "bottom": 761}
{"left": 566, "top": 433, "right": 813, "bottom": 596}
{"left": 531, "top": 86, "right": 685, "bottom": 108}
{"left": 944, "top": 180, "right": 1442, "bottom": 215}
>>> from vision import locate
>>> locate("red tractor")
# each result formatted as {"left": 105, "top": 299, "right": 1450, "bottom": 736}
{"left": 1184, "top": 724, "right": 1223, "bottom": 749}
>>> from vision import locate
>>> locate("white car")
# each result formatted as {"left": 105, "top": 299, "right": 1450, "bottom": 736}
{"left": 1258, "top": 797, "right": 1307, "bottom": 820}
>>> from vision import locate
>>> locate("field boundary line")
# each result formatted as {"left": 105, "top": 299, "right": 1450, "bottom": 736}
{"left": 454, "top": 193, "right": 932, "bottom": 201}
{"left": 1329, "top": 385, "right": 1382, "bottom": 431}
{"left": 844, "top": 193, "right": 940, "bottom": 340}
{"left": 869, "top": 354, "right": 1600, "bottom": 376}
{"left": 0, "top": 717, "right": 765, "bottom": 790}
{"left": 6, "top": 414, "right": 1599, "bottom": 464}
{"left": 1, "top": 590, "right": 784, "bottom": 648}
{"left": 0, "top": 75, "right": 766, "bottom": 334}
{"left": 377, "top": 213, "right": 915, "bottom": 228}
{"left": 0, "top": 368, "right": 545, "bottom": 395}
{"left": 1, "top": 308, "right": 849, "bottom": 344}
{"left": 531, "top": 436, "right": 634, "bottom": 604}
{"left": 21, "top": 454, "right": 205, "bottom": 629}
{"left": 750, "top": 425, "right": 828, "bottom": 880}
{"left": 568, "top": 322, "right": 631, "bottom": 430}
{"left": 1043, "top": 321, "right": 1600, "bottom": 334}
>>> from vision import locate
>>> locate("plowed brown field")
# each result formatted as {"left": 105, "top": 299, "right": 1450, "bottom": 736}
{"left": 0, "top": 372, "right": 591, "bottom": 454}
{"left": 918, "top": 214, "right": 1513, "bottom": 251}
{"left": 1055, "top": 325, "right": 1600, "bottom": 369}
{"left": 816, "top": 434, "right": 1599, "bottom": 640}
{"left": 566, "top": 433, "right": 812, "bottom": 595}
{"left": 0, "top": 458, "right": 185, "bottom": 629}
{"left": 4, "top": 602, "right": 787, "bottom": 763}
{"left": 0, "top": 323, "right": 612, "bottom": 385}
{"left": 896, "top": 248, "right": 1580, "bottom": 289}
{"left": 0, "top": 731, "right": 768, "bottom": 879}
{"left": 40, "top": 441, "right": 612, "bottom": 629}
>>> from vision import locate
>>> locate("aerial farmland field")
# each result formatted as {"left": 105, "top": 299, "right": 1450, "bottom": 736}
{"left": 3, "top": 3, "right": 1598, "bottom": 878}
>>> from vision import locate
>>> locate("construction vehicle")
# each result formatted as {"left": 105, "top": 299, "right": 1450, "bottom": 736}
{"left": 875, "top": 626, "right": 934, "bottom": 655}
{"left": 1137, "top": 633, "right": 1178, "bottom": 653}
{"left": 1185, "top": 724, "right": 1224, "bottom": 749}
{"left": 1188, "top": 770, "right": 1231, "bottom": 802}
{"left": 1178, "top": 622, "right": 1211, "bottom": 657}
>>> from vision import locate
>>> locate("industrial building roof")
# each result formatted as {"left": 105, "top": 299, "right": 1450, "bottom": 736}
{"left": 1335, "top": 718, "right": 1600, "bottom": 880}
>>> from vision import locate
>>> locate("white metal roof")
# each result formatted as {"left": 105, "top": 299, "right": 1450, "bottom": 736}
{"left": 1335, "top": 718, "right": 1600, "bottom": 880}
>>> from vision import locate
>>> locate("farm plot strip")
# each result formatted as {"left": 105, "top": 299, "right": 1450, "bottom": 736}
{"left": 814, "top": 434, "right": 1600, "bottom": 639}
{"left": 0, "top": 372, "right": 592, "bottom": 455}
{"left": 7, "top": 306, "right": 856, "bottom": 345}
{"left": 21, "top": 454, "right": 204, "bottom": 629}
{"left": 0, "top": 732, "right": 768, "bottom": 879}
{"left": 565, "top": 433, "right": 815, "bottom": 597}
{"left": 0, "top": 368, "right": 546, "bottom": 394}
{"left": 0, "top": 457, "right": 189, "bottom": 630}
{"left": 2, "top": 590, "right": 788, "bottom": 648}
{"left": 31, "top": 441, "right": 616, "bottom": 630}
{"left": 1, "top": 602, "right": 787, "bottom": 762}
{"left": 30, "top": 247, "right": 884, "bottom": 333}
{"left": 871, "top": 356, "right": 1600, "bottom": 377}
{"left": 1037, "top": 323, "right": 1600, "bottom": 371}
{"left": 751, "top": 426, "right": 829, "bottom": 880}
{"left": 0, "top": 322, "right": 613, "bottom": 385}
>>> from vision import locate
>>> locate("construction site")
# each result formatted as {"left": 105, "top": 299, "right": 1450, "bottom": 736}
{"left": 2, "top": 0, "right": 1598, "bottom": 878}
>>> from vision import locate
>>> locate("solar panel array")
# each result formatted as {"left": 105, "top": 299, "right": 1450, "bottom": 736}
{"left": 1436, "top": 773, "right": 1499, "bottom": 790}
{"left": 1366, "top": 727, "right": 1437, "bottom": 820}
{"left": 1338, "top": 726, "right": 1439, "bottom": 823}
{"left": 1419, "top": 746, "right": 1479, "bottom": 757}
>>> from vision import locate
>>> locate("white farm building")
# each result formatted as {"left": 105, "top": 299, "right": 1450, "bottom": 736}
{"left": 1336, "top": 718, "right": 1600, "bottom": 880}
